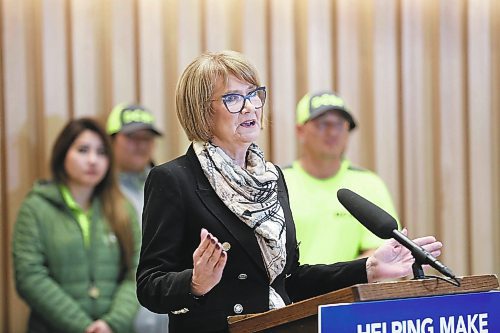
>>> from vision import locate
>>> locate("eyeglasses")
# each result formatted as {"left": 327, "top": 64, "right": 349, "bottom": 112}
{"left": 219, "top": 87, "right": 267, "bottom": 114}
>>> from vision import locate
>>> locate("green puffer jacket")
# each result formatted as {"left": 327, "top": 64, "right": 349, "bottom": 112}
{"left": 12, "top": 181, "right": 141, "bottom": 333}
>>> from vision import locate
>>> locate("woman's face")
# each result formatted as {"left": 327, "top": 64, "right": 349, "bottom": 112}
{"left": 64, "top": 130, "right": 109, "bottom": 189}
{"left": 210, "top": 75, "right": 263, "bottom": 153}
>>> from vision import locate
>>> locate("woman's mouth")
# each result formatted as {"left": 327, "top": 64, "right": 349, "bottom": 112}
{"left": 240, "top": 120, "right": 256, "bottom": 128}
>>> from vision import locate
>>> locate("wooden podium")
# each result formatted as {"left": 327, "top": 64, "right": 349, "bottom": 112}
{"left": 227, "top": 274, "right": 499, "bottom": 333}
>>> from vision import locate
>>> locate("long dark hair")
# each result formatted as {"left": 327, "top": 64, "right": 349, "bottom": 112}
{"left": 51, "top": 117, "right": 134, "bottom": 273}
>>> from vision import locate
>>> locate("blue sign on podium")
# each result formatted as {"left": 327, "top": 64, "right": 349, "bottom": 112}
{"left": 319, "top": 291, "right": 500, "bottom": 333}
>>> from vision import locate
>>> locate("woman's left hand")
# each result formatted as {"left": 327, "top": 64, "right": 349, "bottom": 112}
{"left": 366, "top": 229, "right": 443, "bottom": 283}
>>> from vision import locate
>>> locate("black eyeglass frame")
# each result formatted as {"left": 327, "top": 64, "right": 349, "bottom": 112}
{"left": 220, "top": 86, "right": 267, "bottom": 114}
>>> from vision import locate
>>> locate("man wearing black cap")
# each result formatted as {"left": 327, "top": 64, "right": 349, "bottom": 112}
{"left": 283, "top": 91, "right": 399, "bottom": 265}
{"left": 107, "top": 103, "right": 169, "bottom": 333}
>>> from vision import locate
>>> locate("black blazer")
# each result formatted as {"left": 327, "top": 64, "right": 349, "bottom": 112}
{"left": 136, "top": 145, "right": 368, "bottom": 332}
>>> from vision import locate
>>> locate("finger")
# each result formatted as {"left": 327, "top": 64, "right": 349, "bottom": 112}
{"left": 198, "top": 232, "right": 212, "bottom": 251}
{"left": 199, "top": 237, "right": 219, "bottom": 264}
{"left": 215, "top": 250, "right": 228, "bottom": 270}
{"left": 193, "top": 231, "right": 213, "bottom": 259}
{"left": 429, "top": 249, "right": 441, "bottom": 257}
{"left": 401, "top": 228, "right": 408, "bottom": 236}
{"left": 201, "top": 235, "right": 219, "bottom": 258}
{"left": 209, "top": 241, "right": 226, "bottom": 266}
{"left": 207, "top": 242, "right": 222, "bottom": 263}
{"left": 385, "top": 238, "right": 401, "bottom": 251}
{"left": 421, "top": 241, "right": 442, "bottom": 253}
{"left": 200, "top": 228, "right": 209, "bottom": 241}
{"left": 412, "top": 235, "right": 437, "bottom": 247}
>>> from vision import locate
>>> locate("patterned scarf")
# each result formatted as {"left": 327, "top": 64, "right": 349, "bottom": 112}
{"left": 193, "top": 141, "right": 287, "bottom": 309}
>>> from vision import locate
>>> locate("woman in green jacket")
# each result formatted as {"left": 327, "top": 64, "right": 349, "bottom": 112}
{"left": 12, "top": 118, "right": 140, "bottom": 333}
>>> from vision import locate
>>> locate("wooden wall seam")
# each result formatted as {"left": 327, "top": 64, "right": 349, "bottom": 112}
{"left": 65, "top": 0, "right": 74, "bottom": 119}
{"left": 0, "top": 0, "right": 9, "bottom": 329}
{"left": 462, "top": 0, "right": 472, "bottom": 276}
{"left": 395, "top": 0, "right": 405, "bottom": 227}
{"left": 133, "top": 0, "right": 141, "bottom": 102}
{"left": 265, "top": 0, "right": 273, "bottom": 161}
{"left": 32, "top": 0, "right": 46, "bottom": 178}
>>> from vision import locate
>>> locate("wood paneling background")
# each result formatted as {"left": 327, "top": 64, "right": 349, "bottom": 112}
{"left": 1, "top": 0, "right": 499, "bottom": 331}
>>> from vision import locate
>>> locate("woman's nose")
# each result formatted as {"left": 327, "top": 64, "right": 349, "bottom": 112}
{"left": 240, "top": 100, "right": 254, "bottom": 114}
{"left": 88, "top": 151, "right": 98, "bottom": 163}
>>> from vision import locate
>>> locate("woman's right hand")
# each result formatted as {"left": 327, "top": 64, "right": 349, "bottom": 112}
{"left": 191, "top": 228, "right": 228, "bottom": 296}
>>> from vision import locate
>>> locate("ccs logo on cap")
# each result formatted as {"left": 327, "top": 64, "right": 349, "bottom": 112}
{"left": 310, "top": 93, "right": 346, "bottom": 110}
{"left": 122, "top": 108, "right": 154, "bottom": 125}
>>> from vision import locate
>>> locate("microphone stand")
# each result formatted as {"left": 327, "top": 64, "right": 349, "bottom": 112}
{"left": 392, "top": 230, "right": 459, "bottom": 285}
{"left": 410, "top": 247, "right": 428, "bottom": 280}
{"left": 412, "top": 262, "right": 425, "bottom": 280}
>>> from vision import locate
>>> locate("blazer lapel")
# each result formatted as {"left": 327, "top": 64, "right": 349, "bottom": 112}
{"left": 187, "top": 146, "right": 267, "bottom": 276}
{"left": 276, "top": 167, "right": 297, "bottom": 272}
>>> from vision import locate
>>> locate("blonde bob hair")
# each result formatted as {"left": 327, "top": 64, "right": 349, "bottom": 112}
{"left": 175, "top": 50, "right": 262, "bottom": 142}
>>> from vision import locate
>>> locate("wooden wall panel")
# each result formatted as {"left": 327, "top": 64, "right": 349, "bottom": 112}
{"left": 373, "top": 0, "right": 401, "bottom": 213}
{"left": 241, "top": 0, "right": 270, "bottom": 155}
{"left": 162, "top": 0, "right": 184, "bottom": 157}
{"left": 227, "top": 0, "right": 244, "bottom": 52}
{"left": 138, "top": 0, "right": 169, "bottom": 162}
{"left": 176, "top": 0, "right": 202, "bottom": 153}
{"left": 337, "top": 0, "right": 363, "bottom": 166}
{"left": 177, "top": 0, "right": 202, "bottom": 73}
{"left": 270, "top": 0, "right": 296, "bottom": 165}
{"left": 71, "top": 0, "right": 101, "bottom": 118}
{"left": 401, "top": 0, "right": 437, "bottom": 238}
{"left": 204, "top": 0, "right": 230, "bottom": 52}
{"left": 41, "top": 0, "right": 71, "bottom": 178}
{"left": 110, "top": 0, "right": 137, "bottom": 105}
{"left": 0, "top": 105, "right": 5, "bottom": 333}
{"left": 3, "top": 1, "right": 38, "bottom": 331}
{"left": 294, "top": 0, "right": 308, "bottom": 104}
{"left": 356, "top": 0, "right": 376, "bottom": 170}
{"left": 1, "top": 0, "right": 500, "bottom": 331}
{"left": 307, "top": 0, "right": 333, "bottom": 93}
{"left": 467, "top": 0, "right": 496, "bottom": 274}
{"left": 491, "top": 0, "right": 500, "bottom": 276}
{"left": 438, "top": 0, "right": 469, "bottom": 276}
{"left": 0, "top": 6, "right": 6, "bottom": 328}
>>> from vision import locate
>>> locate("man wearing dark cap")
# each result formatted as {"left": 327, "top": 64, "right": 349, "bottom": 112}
{"left": 107, "top": 103, "right": 169, "bottom": 333}
{"left": 283, "top": 91, "right": 398, "bottom": 264}
{"left": 107, "top": 103, "right": 162, "bottom": 216}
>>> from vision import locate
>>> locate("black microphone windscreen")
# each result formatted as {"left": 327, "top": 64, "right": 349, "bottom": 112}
{"left": 337, "top": 188, "right": 397, "bottom": 239}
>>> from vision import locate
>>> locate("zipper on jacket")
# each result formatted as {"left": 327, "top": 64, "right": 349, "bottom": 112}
{"left": 88, "top": 207, "right": 98, "bottom": 317}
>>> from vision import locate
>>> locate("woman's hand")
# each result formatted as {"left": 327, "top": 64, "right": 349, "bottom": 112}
{"left": 191, "top": 228, "right": 228, "bottom": 296}
{"left": 85, "top": 320, "right": 113, "bottom": 333}
{"left": 366, "top": 229, "right": 443, "bottom": 283}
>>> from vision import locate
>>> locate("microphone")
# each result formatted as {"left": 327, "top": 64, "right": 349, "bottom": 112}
{"left": 337, "top": 188, "right": 456, "bottom": 280}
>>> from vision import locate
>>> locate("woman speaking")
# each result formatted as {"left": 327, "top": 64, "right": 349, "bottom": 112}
{"left": 136, "top": 50, "right": 442, "bottom": 333}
